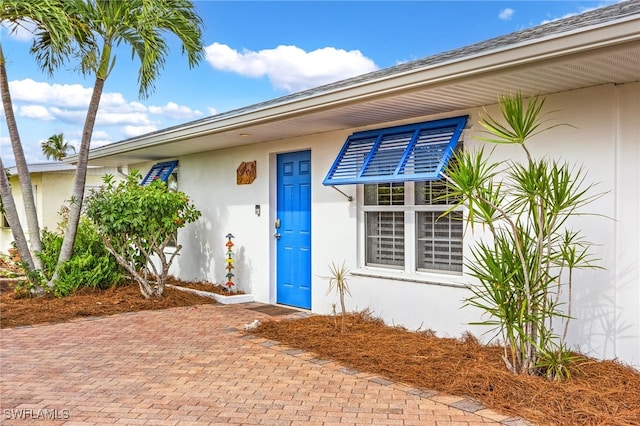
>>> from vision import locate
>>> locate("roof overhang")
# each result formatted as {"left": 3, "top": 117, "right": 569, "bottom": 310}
{"left": 7, "top": 162, "right": 77, "bottom": 175}
{"left": 75, "top": 9, "right": 640, "bottom": 168}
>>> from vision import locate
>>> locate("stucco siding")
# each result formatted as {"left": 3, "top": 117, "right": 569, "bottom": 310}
{"left": 167, "top": 83, "right": 638, "bottom": 368}
{"left": 614, "top": 81, "right": 640, "bottom": 366}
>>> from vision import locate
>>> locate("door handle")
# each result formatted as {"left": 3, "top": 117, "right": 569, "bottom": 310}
{"left": 274, "top": 233, "right": 281, "bottom": 240}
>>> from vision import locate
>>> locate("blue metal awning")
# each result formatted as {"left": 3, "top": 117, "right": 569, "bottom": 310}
{"left": 323, "top": 116, "right": 467, "bottom": 185}
{"left": 140, "top": 160, "right": 178, "bottom": 186}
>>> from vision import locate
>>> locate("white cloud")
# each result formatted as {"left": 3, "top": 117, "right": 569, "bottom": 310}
{"left": 207, "top": 107, "right": 218, "bottom": 116}
{"left": 499, "top": 8, "right": 515, "bottom": 21}
{"left": 88, "top": 138, "right": 114, "bottom": 148}
{"left": 90, "top": 130, "right": 111, "bottom": 140}
{"left": 45, "top": 107, "right": 86, "bottom": 124}
{"left": 18, "top": 105, "right": 55, "bottom": 120}
{"left": 205, "top": 42, "right": 378, "bottom": 93}
{"left": 10, "top": 79, "right": 92, "bottom": 108}
{"left": 3, "top": 78, "right": 201, "bottom": 165}
{"left": 95, "top": 111, "right": 153, "bottom": 126}
{"left": 9, "top": 78, "right": 199, "bottom": 129}
{"left": 148, "top": 102, "right": 203, "bottom": 120}
{"left": 62, "top": 130, "right": 111, "bottom": 149}
{"left": 98, "top": 92, "right": 131, "bottom": 109}
{"left": 122, "top": 125, "right": 158, "bottom": 138}
{"left": 129, "top": 101, "right": 148, "bottom": 112}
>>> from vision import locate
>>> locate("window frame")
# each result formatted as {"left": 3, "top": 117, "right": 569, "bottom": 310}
{"left": 357, "top": 180, "right": 464, "bottom": 278}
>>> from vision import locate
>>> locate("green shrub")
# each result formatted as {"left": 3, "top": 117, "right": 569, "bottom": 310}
{"left": 37, "top": 218, "right": 124, "bottom": 297}
{"left": 38, "top": 228, "right": 63, "bottom": 277}
{"left": 85, "top": 172, "right": 201, "bottom": 298}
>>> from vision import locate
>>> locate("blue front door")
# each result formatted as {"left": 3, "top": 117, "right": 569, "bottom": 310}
{"left": 276, "top": 150, "right": 311, "bottom": 309}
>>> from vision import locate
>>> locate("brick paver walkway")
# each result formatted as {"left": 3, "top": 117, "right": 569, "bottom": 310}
{"left": 1, "top": 303, "right": 531, "bottom": 425}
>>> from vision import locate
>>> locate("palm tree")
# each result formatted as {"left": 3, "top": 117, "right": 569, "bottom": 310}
{"left": 41, "top": 133, "right": 76, "bottom": 161}
{"left": 35, "top": 0, "right": 205, "bottom": 284}
{"left": 2, "top": 0, "right": 204, "bottom": 288}
{"left": 0, "top": 0, "right": 78, "bottom": 284}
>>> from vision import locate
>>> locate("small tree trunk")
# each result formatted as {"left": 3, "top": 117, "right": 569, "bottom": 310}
{"left": 137, "top": 279, "right": 158, "bottom": 299}
{"left": 339, "top": 289, "right": 346, "bottom": 333}
{"left": 101, "top": 237, "right": 164, "bottom": 299}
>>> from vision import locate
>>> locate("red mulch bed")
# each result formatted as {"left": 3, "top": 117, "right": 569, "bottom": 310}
{"left": 167, "top": 276, "right": 244, "bottom": 295}
{"left": 0, "top": 279, "right": 214, "bottom": 329}
{"left": 253, "top": 311, "right": 640, "bottom": 426}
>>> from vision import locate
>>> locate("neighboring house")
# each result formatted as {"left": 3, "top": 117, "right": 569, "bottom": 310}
{"left": 76, "top": 2, "right": 639, "bottom": 367}
{"left": 0, "top": 163, "right": 123, "bottom": 254}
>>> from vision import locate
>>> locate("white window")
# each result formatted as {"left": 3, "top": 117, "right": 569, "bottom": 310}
{"left": 361, "top": 179, "right": 463, "bottom": 274}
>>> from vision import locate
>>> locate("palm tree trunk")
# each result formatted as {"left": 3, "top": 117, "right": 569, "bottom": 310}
{"left": 51, "top": 76, "right": 105, "bottom": 285}
{"left": 0, "top": 159, "right": 45, "bottom": 293}
{"left": 0, "top": 43, "right": 43, "bottom": 271}
{"left": 0, "top": 158, "right": 34, "bottom": 270}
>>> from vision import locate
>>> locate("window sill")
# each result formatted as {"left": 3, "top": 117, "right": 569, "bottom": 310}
{"left": 351, "top": 267, "right": 467, "bottom": 289}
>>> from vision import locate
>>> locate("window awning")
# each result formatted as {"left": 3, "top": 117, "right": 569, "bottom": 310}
{"left": 323, "top": 116, "right": 467, "bottom": 185}
{"left": 141, "top": 160, "right": 178, "bottom": 186}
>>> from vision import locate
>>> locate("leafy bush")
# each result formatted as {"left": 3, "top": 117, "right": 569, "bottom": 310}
{"left": 85, "top": 172, "right": 201, "bottom": 298}
{"left": 37, "top": 218, "right": 124, "bottom": 297}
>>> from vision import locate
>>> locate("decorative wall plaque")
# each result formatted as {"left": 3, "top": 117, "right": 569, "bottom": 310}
{"left": 236, "top": 161, "right": 257, "bottom": 185}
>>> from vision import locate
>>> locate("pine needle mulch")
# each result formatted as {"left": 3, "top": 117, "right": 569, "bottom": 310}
{"left": 252, "top": 311, "right": 640, "bottom": 426}
{"left": 0, "top": 282, "right": 215, "bottom": 329}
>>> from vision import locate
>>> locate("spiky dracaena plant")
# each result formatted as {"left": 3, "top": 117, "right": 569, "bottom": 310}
{"left": 443, "top": 93, "right": 601, "bottom": 380}
{"left": 326, "top": 261, "right": 352, "bottom": 333}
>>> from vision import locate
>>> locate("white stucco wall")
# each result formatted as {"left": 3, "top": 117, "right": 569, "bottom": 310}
{"left": 613, "top": 82, "right": 640, "bottom": 367}
{"left": 166, "top": 82, "right": 638, "bottom": 368}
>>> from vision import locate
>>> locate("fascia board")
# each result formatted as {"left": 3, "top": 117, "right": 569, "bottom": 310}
{"left": 7, "top": 163, "right": 77, "bottom": 174}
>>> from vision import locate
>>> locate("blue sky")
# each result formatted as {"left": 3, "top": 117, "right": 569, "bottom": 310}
{"left": 0, "top": 0, "right": 619, "bottom": 166}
